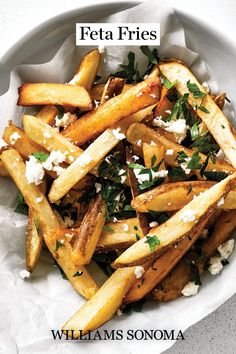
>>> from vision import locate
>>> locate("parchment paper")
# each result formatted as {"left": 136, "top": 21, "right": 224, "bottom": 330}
{"left": 0, "top": 1, "right": 235, "bottom": 353}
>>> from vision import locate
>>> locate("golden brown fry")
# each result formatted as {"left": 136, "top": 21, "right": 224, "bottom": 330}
{"left": 0, "top": 160, "right": 9, "bottom": 176}
{"left": 159, "top": 61, "right": 236, "bottom": 168}
{"left": 72, "top": 195, "right": 106, "bottom": 266}
{"left": 17, "top": 83, "right": 92, "bottom": 109}
{"left": 131, "top": 181, "right": 236, "bottom": 212}
{"left": 62, "top": 267, "right": 137, "bottom": 336}
{"left": 100, "top": 77, "right": 125, "bottom": 104}
{"left": 36, "top": 105, "right": 59, "bottom": 126}
{"left": 127, "top": 123, "right": 235, "bottom": 174}
{"left": 97, "top": 218, "right": 142, "bottom": 251}
{"left": 26, "top": 209, "right": 43, "bottom": 272}
{"left": 1, "top": 149, "right": 98, "bottom": 299}
{"left": 48, "top": 105, "right": 156, "bottom": 202}
{"left": 113, "top": 173, "right": 236, "bottom": 267}
{"left": 143, "top": 142, "right": 166, "bottom": 171}
{"left": 62, "top": 78, "right": 161, "bottom": 145}
{"left": 90, "top": 83, "right": 134, "bottom": 101}
{"left": 124, "top": 213, "right": 211, "bottom": 303}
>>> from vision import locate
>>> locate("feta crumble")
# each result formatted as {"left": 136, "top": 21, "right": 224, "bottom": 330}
{"left": 55, "top": 112, "right": 77, "bottom": 128}
{"left": 133, "top": 168, "right": 168, "bottom": 184}
{"left": 217, "top": 239, "right": 235, "bottom": 260}
{"left": 19, "top": 269, "right": 30, "bottom": 279}
{"left": 166, "top": 149, "right": 174, "bottom": 156}
{"left": 26, "top": 156, "right": 45, "bottom": 185}
{"left": 180, "top": 209, "right": 196, "bottom": 223}
{"left": 217, "top": 197, "right": 225, "bottom": 207}
{"left": 208, "top": 256, "right": 223, "bottom": 275}
{"left": 181, "top": 282, "right": 199, "bottom": 296}
{"left": 153, "top": 118, "right": 187, "bottom": 143}
{"left": 136, "top": 139, "right": 142, "bottom": 147}
{"left": 135, "top": 266, "right": 145, "bottom": 279}
{"left": 112, "top": 128, "right": 126, "bottom": 140}
{"left": 98, "top": 45, "right": 105, "bottom": 54}
{"left": 69, "top": 155, "right": 74, "bottom": 162}
{"left": 117, "top": 309, "right": 123, "bottom": 316}
{"left": 36, "top": 197, "right": 43, "bottom": 203}
{"left": 119, "top": 169, "right": 127, "bottom": 184}
{"left": 95, "top": 182, "right": 102, "bottom": 193}
{"left": 149, "top": 221, "right": 158, "bottom": 228}
{"left": 9, "top": 132, "right": 21, "bottom": 145}
{"left": 201, "top": 81, "right": 210, "bottom": 93}
{"left": 43, "top": 131, "right": 51, "bottom": 138}
{"left": 180, "top": 157, "right": 192, "bottom": 175}
{"left": 132, "top": 155, "right": 139, "bottom": 161}
{"left": 122, "top": 224, "right": 129, "bottom": 232}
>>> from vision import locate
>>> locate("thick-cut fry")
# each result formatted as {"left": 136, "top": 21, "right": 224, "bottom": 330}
{"left": 113, "top": 173, "right": 236, "bottom": 267}
{"left": 26, "top": 209, "right": 43, "bottom": 272}
{"left": 48, "top": 105, "right": 156, "bottom": 202}
{"left": 72, "top": 195, "right": 106, "bottom": 266}
{"left": 62, "top": 267, "right": 137, "bottom": 337}
{"left": 90, "top": 83, "right": 134, "bottom": 101}
{"left": 153, "top": 209, "right": 236, "bottom": 302}
{"left": 62, "top": 78, "right": 161, "bottom": 144}
{"left": 131, "top": 181, "right": 236, "bottom": 212}
{"left": 22, "top": 115, "right": 83, "bottom": 164}
{"left": 35, "top": 50, "right": 100, "bottom": 125}
{"left": 143, "top": 142, "right": 166, "bottom": 170}
{"left": 127, "top": 123, "right": 235, "bottom": 174}
{"left": 124, "top": 213, "right": 211, "bottom": 303}
{"left": 70, "top": 49, "right": 100, "bottom": 89}
{"left": 159, "top": 61, "right": 236, "bottom": 168}
{"left": 100, "top": 77, "right": 124, "bottom": 104}
{"left": 1, "top": 149, "right": 98, "bottom": 299}
{"left": 97, "top": 218, "right": 142, "bottom": 251}
{"left": 3, "top": 123, "right": 47, "bottom": 159}
{"left": 18, "top": 83, "right": 92, "bottom": 109}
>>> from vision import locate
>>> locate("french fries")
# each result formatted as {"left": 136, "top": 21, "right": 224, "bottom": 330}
{"left": 72, "top": 195, "right": 106, "bottom": 266}
{"left": 90, "top": 83, "right": 134, "bottom": 101}
{"left": 18, "top": 83, "right": 92, "bottom": 109}
{"left": 159, "top": 61, "right": 236, "bottom": 168}
{"left": 131, "top": 181, "right": 236, "bottom": 212}
{"left": 113, "top": 173, "right": 236, "bottom": 267}
{"left": 36, "top": 105, "right": 59, "bottom": 126}
{"left": 26, "top": 209, "right": 43, "bottom": 272}
{"left": 100, "top": 77, "right": 125, "bottom": 104}
{"left": 48, "top": 105, "right": 156, "bottom": 202}
{"left": 127, "top": 123, "right": 235, "bottom": 174}
{"left": 124, "top": 213, "right": 211, "bottom": 303}
{"left": 62, "top": 78, "right": 161, "bottom": 144}
{"left": 62, "top": 267, "right": 137, "bottom": 337}
{"left": 1, "top": 149, "right": 98, "bottom": 299}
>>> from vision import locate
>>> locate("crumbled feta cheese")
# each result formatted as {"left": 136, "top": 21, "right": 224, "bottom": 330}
{"left": 132, "top": 155, "right": 139, "bottom": 161}
{"left": 149, "top": 221, "right": 158, "bottom": 228}
{"left": 180, "top": 209, "right": 196, "bottom": 223}
{"left": 112, "top": 128, "right": 126, "bottom": 140}
{"left": 166, "top": 149, "right": 174, "bottom": 156}
{"left": 150, "top": 141, "right": 156, "bottom": 146}
{"left": 122, "top": 224, "right": 129, "bottom": 232}
{"left": 95, "top": 182, "right": 102, "bottom": 193}
{"left": 136, "top": 139, "right": 142, "bottom": 147}
{"left": 152, "top": 169, "right": 168, "bottom": 178}
{"left": 63, "top": 216, "right": 74, "bottom": 228}
{"left": 208, "top": 256, "right": 223, "bottom": 275}
{"left": 69, "top": 155, "right": 74, "bottom": 162}
{"left": 9, "top": 132, "right": 21, "bottom": 145}
{"left": 217, "top": 239, "right": 235, "bottom": 260}
{"left": 53, "top": 165, "right": 65, "bottom": 176}
{"left": 36, "top": 197, "right": 43, "bottom": 203}
{"left": 135, "top": 266, "right": 145, "bottom": 279}
{"left": 113, "top": 217, "right": 119, "bottom": 223}
{"left": 216, "top": 149, "right": 225, "bottom": 160}
{"left": 117, "top": 309, "right": 123, "bottom": 316}
{"left": 60, "top": 239, "right": 64, "bottom": 244}
{"left": 98, "top": 45, "right": 105, "bottom": 53}
{"left": 201, "top": 81, "right": 210, "bottom": 93}
{"left": 25, "top": 156, "right": 45, "bottom": 185}
{"left": 19, "top": 269, "right": 30, "bottom": 279}
{"left": 77, "top": 152, "right": 92, "bottom": 166}
{"left": 43, "top": 131, "right": 51, "bottom": 138}
{"left": 181, "top": 282, "right": 199, "bottom": 296}
{"left": 65, "top": 233, "right": 73, "bottom": 241}
{"left": 217, "top": 197, "right": 225, "bottom": 207}
{"left": 153, "top": 118, "right": 187, "bottom": 143}
{"left": 165, "top": 109, "right": 172, "bottom": 114}
{"left": 55, "top": 112, "right": 77, "bottom": 128}
{"left": 133, "top": 168, "right": 168, "bottom": 184}
{"left": 119, "top": 169, "right": 127, "bottom": 184}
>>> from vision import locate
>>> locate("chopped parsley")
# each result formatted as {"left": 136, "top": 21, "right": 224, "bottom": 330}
{"left": 55, "top": 240, "right": 64, "bottom": 252}
{"left": 187, "top": 81, "right": 206, "bottom": 99}
{"left": 32, "top": 152, "right": 49, "bottom": 162}
{"left": 190, "top": 122, "right": 199, "bottom": 141}
{"left": 55, "top": 105, "right": 65, "bottom": 119}
{"left": 114, "top": 52, "right": 140, "bottom": 83}
{"left": 15, "top": 192, "right": 28, "bottom": 215}
{"left": 163, "top": 78, "right": 177, "bottom": 90}
{"left": 198, "top": 105, "right": 210, "bottom": 114}
{"left": 203, "top": 171, "right": 228, "bottom": 181}
{"left": 144, "top": 235, "right": 160, "bottom": 252}
{"left": 103, "top": 225, "right": 114, "bottom": 232}
{"left": 133, "top": 225, "right": 139, "bottom": 231}
{"left": 140, "top": 46, "right": 160, "bottom": 76}
{"left": 98, "top": 152, "right": 126, "bottom": 184}
{"left": 73, "top": 271, "right": 83, "bottom": 277}
{"left": 135, "top": 233, "right": 140, "bottom": 241}
{"left": 187, "top": 151, "right": 202, "bottom": 170}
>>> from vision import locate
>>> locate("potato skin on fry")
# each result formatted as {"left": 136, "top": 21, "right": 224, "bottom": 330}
{"left": 62, "top": 78, "right": 161, "bottom": 145}
{"left": 17, "top": 83, "right": 92, "bottom": 109}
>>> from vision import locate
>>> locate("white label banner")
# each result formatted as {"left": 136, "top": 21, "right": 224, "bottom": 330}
{"left": 76, "top": 23, "right": 160, "bottom": 46}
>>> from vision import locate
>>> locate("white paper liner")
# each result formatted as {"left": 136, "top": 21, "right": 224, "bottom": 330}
{"left": 0, "top": 0, "right": 235, "bottom": 353}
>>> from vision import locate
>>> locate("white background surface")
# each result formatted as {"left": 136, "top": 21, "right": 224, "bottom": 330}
{"left": 0, "top": 1, "right": 236, "bottom": 353}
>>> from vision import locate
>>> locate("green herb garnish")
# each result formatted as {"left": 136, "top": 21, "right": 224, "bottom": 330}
{"left": 198, "top": 105, "right": 210, "bottom": 114}
{"left": 15, "top": 192, "right": 28, "bottom": 215}
{"left": 32, "top": 152, "right": 49, "bottom": 162}
{"left": 73, "top": 271, "right": 83, "bottom": 277}
{"left": 55, "top": 105, "right": 65, "bottom": 119}
{"left": 114, "top": 52, "right": 140, "bottom": 83}
{"left": 187, "top": 81, "right": 206, "bottom": 99}
{"left": 55, "top": 240, "right": 64, "bottom": 252}
{"left": 103, "top": 225, "right": 114, "bottom": 232}
{"left": 163, "top": 78, "right": 177, "bottom": 90}
{"left": 144, "top": 235, "right": 160, "bottom": 252}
